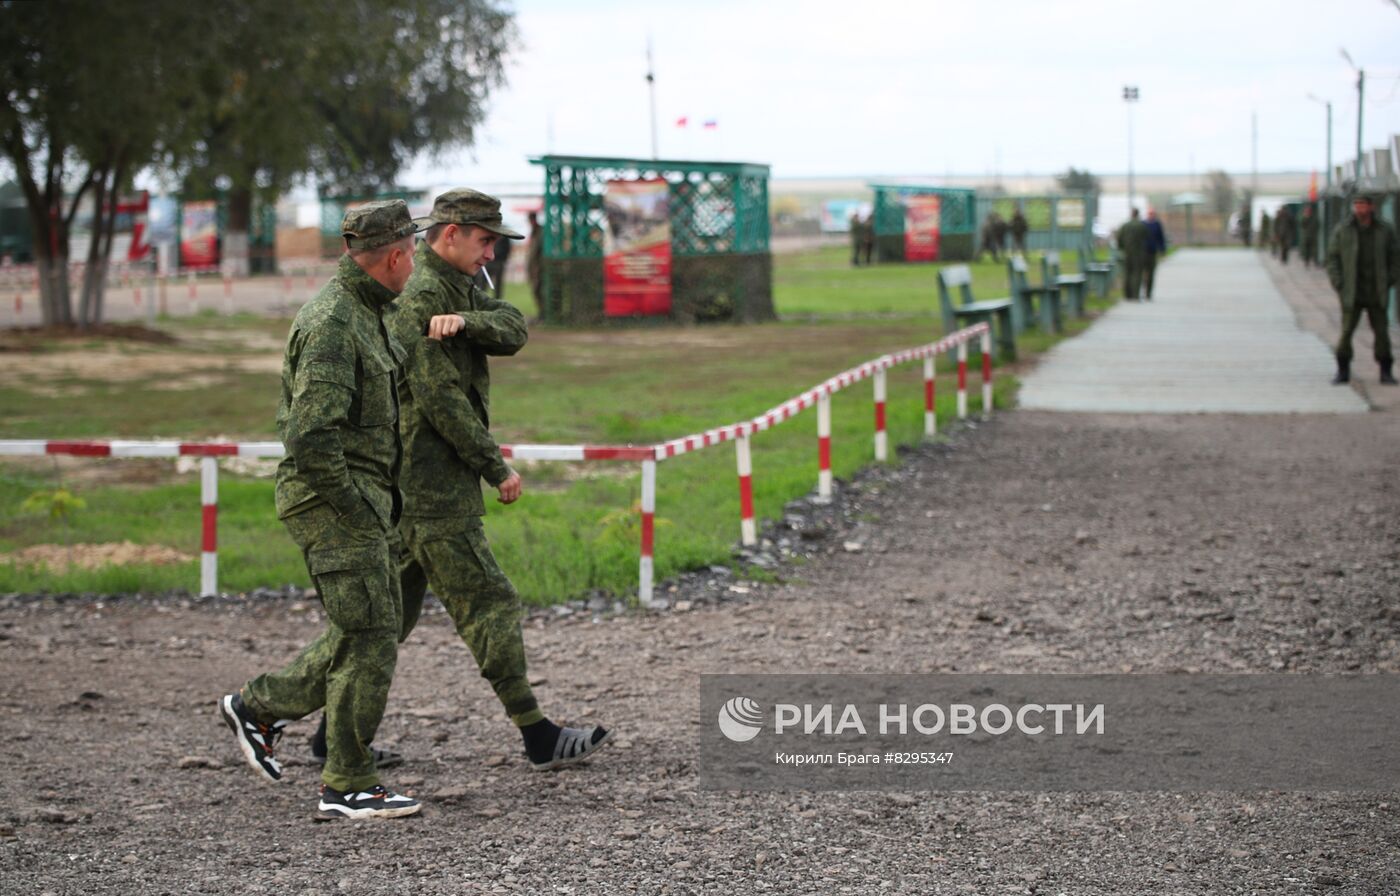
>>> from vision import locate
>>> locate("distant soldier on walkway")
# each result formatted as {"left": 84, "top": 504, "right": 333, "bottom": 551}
{"left": 860, "top": 213, "right": 876, "bottom": 265}
{"left": 849, "top": 212, "right": 864, "bottom": 267}
{"left": 1010, "top": 209, "right": 1029, "bottom": 255}
{"left": 1116, "top": 208, "right": 1150, "bottom": 300}
{"left": 1326, "top": 193, "right": 1400, "bottom": 385}
{"left": 1273, "top": 206, "right": 1296, "bottom": 264}
{"left": 526, "top": 211, "right": 543, "bottom": 312}
{"left": 1258, "top": 212, "right": 1273, "bottom": 255}
{"left": 1300, "top": 205, "right": 1320, "bottom": 268}
{"left": 979, "top": 211, "right": 1004, "bottom": 262}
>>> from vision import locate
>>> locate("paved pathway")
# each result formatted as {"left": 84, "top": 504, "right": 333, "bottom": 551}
{"left": 1018, "top": 248, "right": 1371, "bottom": 414}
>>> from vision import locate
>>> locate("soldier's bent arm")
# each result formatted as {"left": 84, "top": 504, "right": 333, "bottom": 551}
{"left": 454, "top": 295, "right": 528, "bottom": 356}
{"left": 407, "top": 337, "right": 512, "bottom": 486}
{"left": 283, "top": 327, "right": 365, "bottom": 520}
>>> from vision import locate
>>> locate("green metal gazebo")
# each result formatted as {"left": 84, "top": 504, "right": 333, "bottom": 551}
{"left": 870, "top": 184, "right": 979, "bottom": 262}
{"left": 529, "top": 154, "right": 774, "bottom": 324}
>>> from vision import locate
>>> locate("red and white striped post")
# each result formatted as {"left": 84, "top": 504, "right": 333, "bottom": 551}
{"left": 981, "top": 329, "right": 993, "bottom": 419}
{"left": 816, "top": 390, "right": 833, "bottom": 503}
{"left": 639, "top": 458, "right": 657, "bottom": 607}
{"left": 200, "top": 456, "right": 218, "bottom": 597}
{"left": 187, "top": 271, "right": 197, "bottom": 301}
{"left": 873, "top": 366, "right": 888, "bottom": 461}
{"left": 736, "top": 433, "right": 756, "bottom": 546}
{"left": 923, "top": 355, "right": 937, "bottom": 437}
{"left": 133, "top": 281, "right": 142, "bottom": 308}
{"left": 956, "top": 340, "right": 969, "bottom": 420}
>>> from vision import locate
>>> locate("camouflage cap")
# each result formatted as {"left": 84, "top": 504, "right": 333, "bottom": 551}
{"left": 1351, "top": 192, "right": 1377, "bottom": 205}
{"left": 422, "top": 188, "right": 525, "bottom": 239}
{"left": 341, "top": 200, "right": 430, "bottom": 250}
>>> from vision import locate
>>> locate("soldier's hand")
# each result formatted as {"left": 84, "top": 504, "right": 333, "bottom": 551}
{"left": 426, "top": 314, "right": 466, "bottom": 341}
{"left": 496, "top": 471, "right": 523, "bottom": 504}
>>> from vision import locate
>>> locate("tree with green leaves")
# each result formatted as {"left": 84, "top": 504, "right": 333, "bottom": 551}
{"left": 0, "top": 1, "right": 208, "bottom": 326}
{"left": 1056, "top": 167, "right": 1101, "bottom": 194}
{"left": 1, "top": 0, "right": 513, "bottom": 325}
{"left": 1203, "top": 169, "right": 1236, "bottom": 214}
{"left": 176, "top": 0, "right": 513, "bottom": 275}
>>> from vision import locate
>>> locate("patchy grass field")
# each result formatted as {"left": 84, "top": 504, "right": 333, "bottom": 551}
{"left": 0, "top": 249, "right": 1117, "bottom": 602}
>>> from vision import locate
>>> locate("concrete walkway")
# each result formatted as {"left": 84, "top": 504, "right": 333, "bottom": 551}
{"left": 1017, "top": 248, "right": 1370, "bottom": 414}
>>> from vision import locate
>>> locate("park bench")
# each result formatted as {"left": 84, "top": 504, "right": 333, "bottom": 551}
{"left": 1078, "top": 245, "right": 1115, "bottom": 298}
{"left": 1042, "top": 251, "right": 1087, "bottom": 318}
{"left": 1007, "top": 255, "right": 1061, "bottom": 333}
{"left": 936, "top": 264, "right": 1017, "bottom": 361}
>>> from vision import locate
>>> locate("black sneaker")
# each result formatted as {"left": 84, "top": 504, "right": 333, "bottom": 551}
{"left": 315, "top": 784, "right": 422, "bottom": 821}
{"left": 310, "top": 716, "right": 405, "bottom": 769}
{"left": 219, "top": 692, "right": 287, "bottom": 783}
{"left": 529, "top": 725, "right": 614, "bottom": 771}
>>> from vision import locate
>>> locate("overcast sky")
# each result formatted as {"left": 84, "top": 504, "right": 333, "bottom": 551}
{"left": 405, "top": 0, "right": 1400, "bottom": 188}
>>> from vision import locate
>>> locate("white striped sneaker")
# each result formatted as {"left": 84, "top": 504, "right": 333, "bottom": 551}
{"left": 529, "top": 725, "right": 614, "bottom": 771}
{"left": 315, "top": 784, "right": 422, "bottom": 821}
{"left": 219, "top": 692, "right": 287, "bottom": 783}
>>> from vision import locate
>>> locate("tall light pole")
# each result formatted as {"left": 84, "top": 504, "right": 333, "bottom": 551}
{"left": 1340, "top": 49, "right": 1364, "bottom": 178}
{"left": 646, "top": 37, "right": 659, "bottom": 160}
{"left": 1123, "top": 85, "right": 1139, "bottom": 212}
{"left": 1306, "top": 93, "right": 1333, "bottom": 190}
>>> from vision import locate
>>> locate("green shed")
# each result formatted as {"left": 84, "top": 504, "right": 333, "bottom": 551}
{"left": 870, "top": 184, "right": 978, "bottom": 262}
{"left": 529, "top": 154, "right": 774, "bottom": 324}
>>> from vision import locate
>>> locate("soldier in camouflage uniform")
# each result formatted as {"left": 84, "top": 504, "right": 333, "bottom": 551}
{"left": 1326, "top": 193, "right": 1400, "bottom": 385}
{"left": 1116, "top": 208, "right": 1150, "bottom": 300}
{"left": 387, "top": 188, "right": 612, "bottom": 771}
{"left": 219, "top": 200, "right": 437, "bottom": 821}
{"left": 1010, "top": 209, "right": 1029, "bottom": 255}
{"left": 1300, "top": 205, "right": 1320, "bottom": 268}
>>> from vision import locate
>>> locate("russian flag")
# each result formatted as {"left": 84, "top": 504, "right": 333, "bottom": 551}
{"left": 675, "top": 116, "right": 688, "bottom": 128}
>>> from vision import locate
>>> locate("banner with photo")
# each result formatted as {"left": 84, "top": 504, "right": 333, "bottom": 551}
{"left": 179, "top": 200, "right": 219, "bottom": 269}
{"left": 903, "top": 194, "right": 941, "bottom": 262}
{"left": 603, "top": 179, "right": 672, "bottom": 317}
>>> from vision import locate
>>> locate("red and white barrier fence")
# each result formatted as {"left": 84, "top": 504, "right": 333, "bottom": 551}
{"left": 0, "top": 324, "right": 993, "bottom": 607}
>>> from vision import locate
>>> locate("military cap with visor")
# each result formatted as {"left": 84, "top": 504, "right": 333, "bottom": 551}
{"left": 421, "top": 188, "right": 525, "bottom": 240}
{"left": 341, "top": 199, "right": 430, "bottom": 250}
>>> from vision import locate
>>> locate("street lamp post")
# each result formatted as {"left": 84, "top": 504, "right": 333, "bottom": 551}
{"left": 1123, "top": 86, "right": 1139, "bottom": 213}
{"left": 1340, "top": 49, "right": 1365, "bottom": 180}
{"left": 1306, "top": 93, "right": 1334, "bottom": 264}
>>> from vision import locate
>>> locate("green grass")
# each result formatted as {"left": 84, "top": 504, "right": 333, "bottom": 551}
{"left": 0, "top": 250, "right": 1118, "bottom": 601}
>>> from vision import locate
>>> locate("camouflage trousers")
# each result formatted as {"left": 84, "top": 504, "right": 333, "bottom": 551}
{"left": 399, "top": 516, "right": 542, "bottom": 727}
{"left": 1336, "top": 301, "right": 1394, "bottom": 365}
{"left": 243, "top": 503, "right": 401, "bottom": 793}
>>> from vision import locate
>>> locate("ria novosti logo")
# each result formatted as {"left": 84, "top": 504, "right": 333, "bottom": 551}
{"left": 717, "top": 696, "right": 763, "bottom": 742}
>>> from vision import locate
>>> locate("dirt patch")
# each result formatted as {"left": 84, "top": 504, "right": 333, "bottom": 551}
{"left": 0, "top": 456, "right": 179, "bottom": 487}
{"left": 2, "top": 410, "right": 1398, "bottom": 893}
{"left": 0, "top": 323, "right": 177, "bottom": 351}
{"left": 3, "top": 540, "right": 192, "bottom": 573}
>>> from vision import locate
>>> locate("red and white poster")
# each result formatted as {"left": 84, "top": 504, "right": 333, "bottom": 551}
{"left": 180, "top": 200, "right": 219, "bottom": 269}
{"left": 602, "top": 179, "right": 671, "bottom": 317}
{"left": 903, "top": 194, "right": 941, "bottom": 262}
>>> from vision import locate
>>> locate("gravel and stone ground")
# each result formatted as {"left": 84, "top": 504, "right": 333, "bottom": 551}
{"left": 3, "top": 402, "right": 1399, "bottom": 895}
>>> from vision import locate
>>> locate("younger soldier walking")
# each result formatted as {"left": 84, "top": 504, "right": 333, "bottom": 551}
{"left": 218, "top": 201, "right": 431, "bottom": 820}
{"left": 1326, "top": 193, "right": 1400, "bottom": 385}
{"left": 1116, "top": 208, "right": 1149, "bottom": 300}
{"left": 387, "top": 188, "right": 612, "bottom": 770}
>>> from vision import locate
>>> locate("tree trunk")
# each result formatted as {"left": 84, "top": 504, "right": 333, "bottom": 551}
{"left": 224, "top": 186, "right": 252, "bottom": 277}
{"left": 77, "top": 168, "right": 109, "bottom": 329}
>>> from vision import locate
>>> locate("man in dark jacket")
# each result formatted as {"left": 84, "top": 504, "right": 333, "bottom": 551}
{"left": 1116, "top": 209, "right": 1150, "bottom": 300}
{"left": 1326, "top": 194, "right": 1400, "bottom": 385}
{"left": 1010, "top": 209, "right": 1029, "bottom": 255}
{"left": 1274, "top": 206, "right": 1297, "bottom": 264}
{"left": 1300, "top": 205, "right": 1320, "bottom": 268}
{"left": 1143, "top": 209, "right": 1168, "bottom": 299}
{"left": 387, "top": 188, "right": 612, "bottom": 771}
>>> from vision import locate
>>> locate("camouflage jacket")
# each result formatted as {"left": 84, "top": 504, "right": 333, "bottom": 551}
{"left": 275, "top": 254, "right": 405, "bottom": 527}
{"left": 1326, "top": 215, "right": 1400, "bottom": 310}
{"left": 387, "top": 243, "right": 528, "bottom": 518}
{"left": 1116, "top": 219, "right": 1150, "bottom": 261}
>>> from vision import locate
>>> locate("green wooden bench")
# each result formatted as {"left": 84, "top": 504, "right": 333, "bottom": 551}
{"left": 936, "top": 264, "right": 1017, "bottom": 361}
{"left": 1007, "top": 255, "right": 1061, "bottom": 333}
{"left": 1043, "top": 251, "right": 1087, "bottom": 318}
{"left": 1078, "top": 245, "right": 1115, "bottom": 298}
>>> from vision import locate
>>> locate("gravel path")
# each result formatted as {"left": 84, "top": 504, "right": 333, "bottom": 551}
{"left": 4, "top": 403, "right": 1399, "bottom": 894}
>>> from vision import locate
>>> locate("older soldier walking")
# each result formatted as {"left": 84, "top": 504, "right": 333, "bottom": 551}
{"left": 219, "top": 201, "right": 431, "bottom": 820}
{"left": 1116, "top": 208, "right": 1150, "bottom": 300}
{"left": 1327, "top": 193, "right": 1400, "bottom": 385}
{"left": 1274, "top": 206, "right": 1297, "bottom": 264}
{"left": 387, "top": 188, "right": 612, "bottom": 771}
